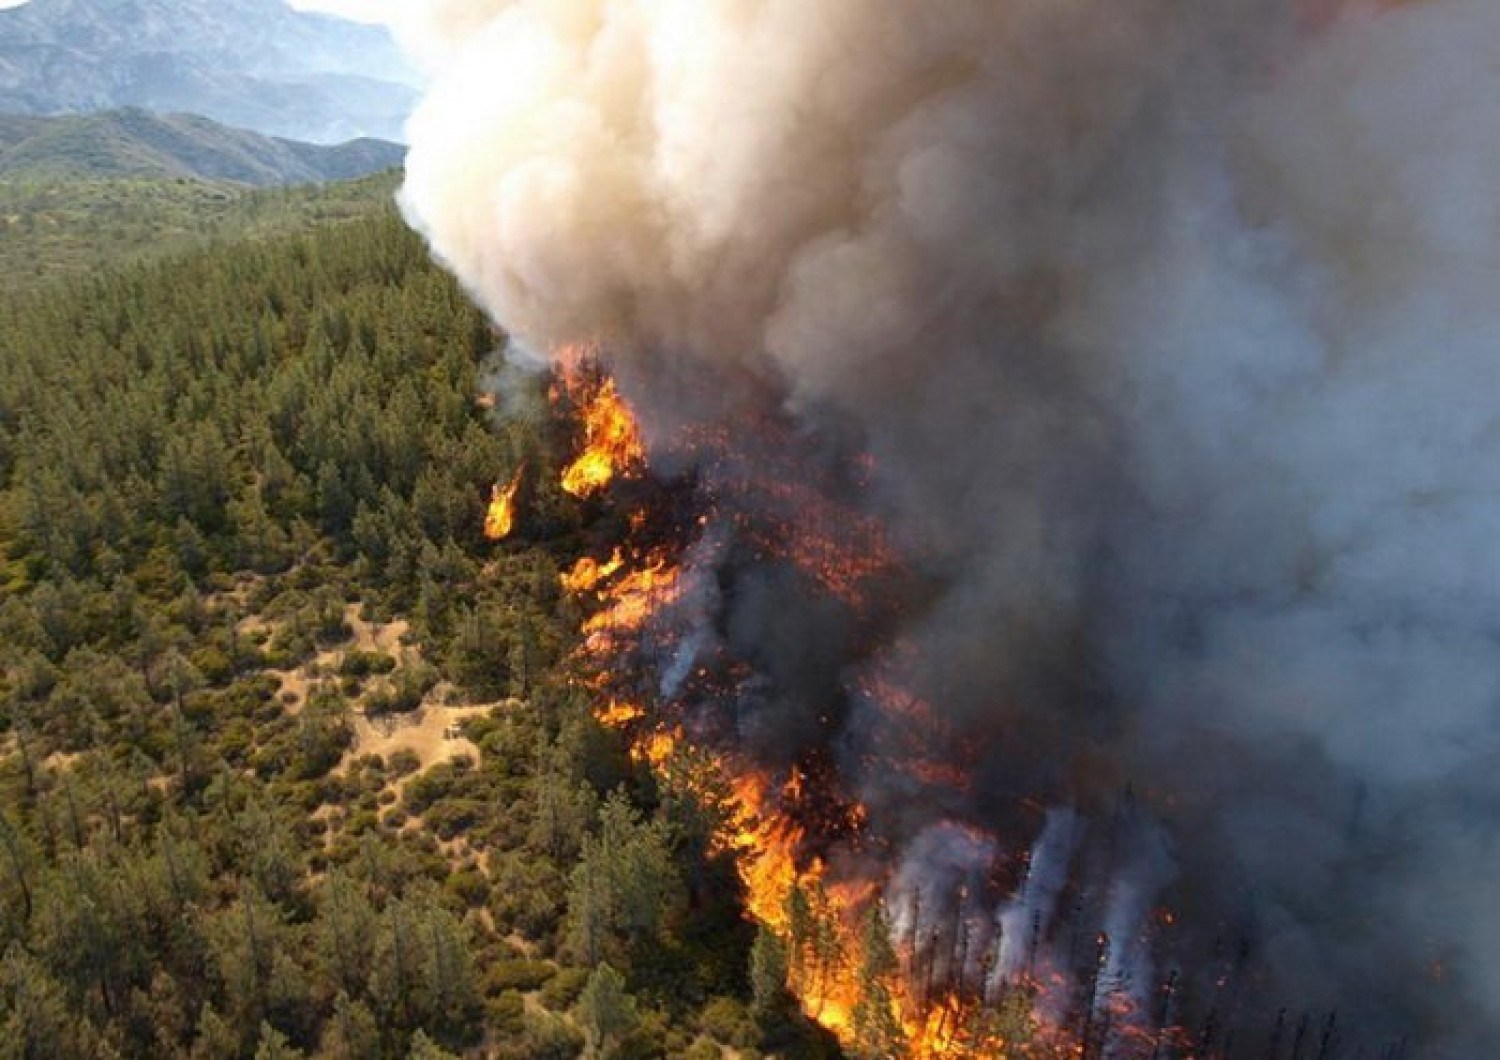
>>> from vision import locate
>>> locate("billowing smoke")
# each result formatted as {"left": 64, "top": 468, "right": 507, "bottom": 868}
{"left": 397, "top": 0, "right": 1500, "bottom": 1053}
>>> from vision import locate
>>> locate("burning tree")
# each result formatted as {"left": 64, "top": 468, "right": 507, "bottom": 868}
{"left": 482, "top": 466, "right": 523, "bottom": 541}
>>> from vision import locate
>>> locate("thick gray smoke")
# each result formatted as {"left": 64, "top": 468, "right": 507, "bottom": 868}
{"left": 398, "top": 1, "right": 1500, "bottom": 1052}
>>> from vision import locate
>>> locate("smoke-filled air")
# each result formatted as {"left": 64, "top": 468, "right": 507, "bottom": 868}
{"left": 397, "top": 1, "right": 1500, "bottom": 1055}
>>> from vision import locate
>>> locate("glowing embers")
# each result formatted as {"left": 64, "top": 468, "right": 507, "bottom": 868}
{"left": 483, "top": 465, "right": 523, "bottom": 540}
{"left": 701, "top": 423, "right": 900, "bottom": 611}
{"left": 736, "top": 481, "right": 897, "bottom": 610}
{"left": 557, "top": 369, "right": 646, "bottom": 498}
{"left": 854, "top": 660, "right": 979, "bottom": 799}
{"left": 563, "top": 544, "right": 688, "bottom": 765}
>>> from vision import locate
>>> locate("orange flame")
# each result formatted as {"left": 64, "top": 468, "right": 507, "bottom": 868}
{"left": 560, "top": 548, "right": 626, "bottom": 596}
{"left": 595, "top": 698, "right": 645, "bottom": 728}
{"left": 634, "top": 727, "right": 681, "bottom": 768}
{"left": 718, "top": 771, "right": 870, "bottom": 1035}
{"left": 581, "top": 552, "right": 683, "bottom": 645}
{"left": 483, "top": 466, "right": 523, "bottom": 540}
{"left": 546, "top": 367, "right": 1127, "bottom": 1059}
{"left": 560, "top": 375, "right": 645, "bottom": 498}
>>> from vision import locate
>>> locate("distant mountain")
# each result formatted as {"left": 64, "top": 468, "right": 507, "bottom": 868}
{"left": 0, "top": 0, "right": 419, "bottom": 143}
{"left": 0, "top": 107, "right": 403, "bottom": 184}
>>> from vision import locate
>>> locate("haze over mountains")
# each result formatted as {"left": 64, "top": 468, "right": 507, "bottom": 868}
{"left": 0, "top": 0, "right": 417, "bottom": 143}
{"left": 0, "top": 107, "right": 402, "bottom": 183}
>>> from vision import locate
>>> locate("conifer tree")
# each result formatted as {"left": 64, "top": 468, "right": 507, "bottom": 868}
{"left": 577, "top": 962, "right": 639, "bottom": 1060}
{"left": 750, "top": 924, "right": 789, "bottom": 1019}
{"left": 852, "top": 904, "right": 907, "bottom": 1060}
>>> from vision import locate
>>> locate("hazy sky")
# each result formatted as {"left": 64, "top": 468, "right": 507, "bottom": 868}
{"left": 285, "top": 0, "right": 393, "bottom": 22}
{"left": 0, "top": 0, "right": 396, "bottom": 21}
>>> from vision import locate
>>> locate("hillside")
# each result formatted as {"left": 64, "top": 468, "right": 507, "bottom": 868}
{"left": 0, "top": 108, "right": 403, "bottom": 183}
{"left": 0, "top": 0, "right": 417, "bottom": 142}
{"left": 0, "top": 191, "right": 822, "bottom": 1059}
{"left": 0, "top": 168, "right": 401, "bottom": 293}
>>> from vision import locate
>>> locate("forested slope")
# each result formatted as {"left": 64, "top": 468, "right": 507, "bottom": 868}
{"left": 0, "top": 110, "right": 403, "bottom": 186}
{"left": 0, "top": 170, "right": 399, "bottom": 295}
{"left": 0, "top": 202, "right": 827, "bottom": 1058}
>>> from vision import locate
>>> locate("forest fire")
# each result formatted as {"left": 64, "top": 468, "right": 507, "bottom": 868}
{"left": 404, "top": 0, "right": 1498, "bottom": 1050}
{"left": 531, "top": 354, "right": 1350, "bottom": 1057}
{"left": 482, "top": 465, "right": 522, "bottom": 540}
{"left": 547, "top": 366, "right": 1154, "bottom": 1057}
{"left": 549, "top": 371, "right": 875, "bottom": 1040}
{"left": 559, "top": 548, "right": 625, "bottom": 596}
{"left": 578, "top": 552, "right": 683, "bottom": 646}
{"left": 558, "top": 371, "right": 646, "bottom": 498}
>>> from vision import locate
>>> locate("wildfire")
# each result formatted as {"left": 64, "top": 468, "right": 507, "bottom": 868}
{"left": 579, "top": 552, "right": 683, "bottom": 644}
{"left": 634, "top": 726, "right": 681, "bottom": 768}
{"left": 566, "top": 537, "right": 1076, "bottom": 1055}
{"left": 548, "top": 367, "right": 1173, "bottom": 1059}
{"left": 552, "top": 402, "right": 959, "bottom": 1054}
{"left": 559, "top": 372, "right": 645, "bottom": 498}
{"left": 483, "top": 465, "right": 523, "bottom": 540}
{"left": 595, "top": 698, "right": 645, "bottom": 727}
{"left": 560, "top": 548, "right": 626, "bottom": 596}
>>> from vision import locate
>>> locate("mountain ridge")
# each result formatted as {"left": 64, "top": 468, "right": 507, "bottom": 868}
{"left": 0, "top": 0, "right": 417, "bottom": 142}
{"left": 0, "top": 106, "right": 404, "bottom": 184}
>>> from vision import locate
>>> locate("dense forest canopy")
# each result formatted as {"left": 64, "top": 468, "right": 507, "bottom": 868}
{"left": 0, "top": 172, "right": 400, "bottom": 295}
{"left": 0, "top": 183, "right": 840, "bottom": 1058}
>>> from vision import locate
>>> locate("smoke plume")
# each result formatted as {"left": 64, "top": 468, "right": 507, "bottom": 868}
{"left": 398, "top": 1, "right": 1500, "bottom": 1052}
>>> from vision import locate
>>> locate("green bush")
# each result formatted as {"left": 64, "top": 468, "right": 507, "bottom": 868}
{"left": 445, "top": 867, "right": 491, "bottom": 909}
{"left": 485, "top": 959, "right": 556, "bottom": 995}
{"left": 340, "top": 649, "right": 396, "bottom": 677}
{"left": 485, "top": 990, "right": 526, "bottom": 1035}
{"left": 510, "top": 1010, "right": 583, "bottom": 1060}
{"left": 423, "top": 797, "right": 486, "bottom": 840}
{"left": 387, "top": 748, "right": 421, "bottom": 776}
{"left": 696, "top": 997, "right": 754, "bottom": 1047}
{"left": 539, "top": 967, "right": 589, "bottom": 1010}
{"left": 189, "top": 644, "right": 234, "bottom": 685}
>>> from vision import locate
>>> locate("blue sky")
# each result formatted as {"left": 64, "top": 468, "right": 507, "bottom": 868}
{"left": 0, "top": 0, "right": 395, "bottom": 20}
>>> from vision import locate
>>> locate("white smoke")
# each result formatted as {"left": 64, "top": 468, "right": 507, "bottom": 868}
{"left": 398, "top": 0, "right": 1500, "bottom": 1051}
{"left": 992, "top": 807, "right": 1083, "bottom": 988}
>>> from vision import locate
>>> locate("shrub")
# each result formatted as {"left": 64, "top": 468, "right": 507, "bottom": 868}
{"left": 189, "top": 645, "right": 234, "bottom": 685}
{"left": 511, "top": 1010, "right": 582, "bottom": 1060}
{"left": 387, "top": 748, "right": 421, "bottom": 776}
{"left": 538, "top": 967, "right": 589, "bottom": 1010}
{"left": 339, "top": 650, "right": 395, "bottom": 677}
{"left": 486, "top": 990, "right": 525, "bottom": 1035}
{"left": 696, "top": 998, "right": 754, "bottom": 1047}
{"left": 423, "top": 797, "right": 485, "bottom": 840}
{"left": 445, "top": 867, "right": 491, "bottom": 909}
{"left": 485, "top": 959, "right": 556, "bottom": 995}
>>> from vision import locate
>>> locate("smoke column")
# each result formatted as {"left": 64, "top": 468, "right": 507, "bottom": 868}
{"left": 397, "top": 1, "right": 1500, "bottom": 1052}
